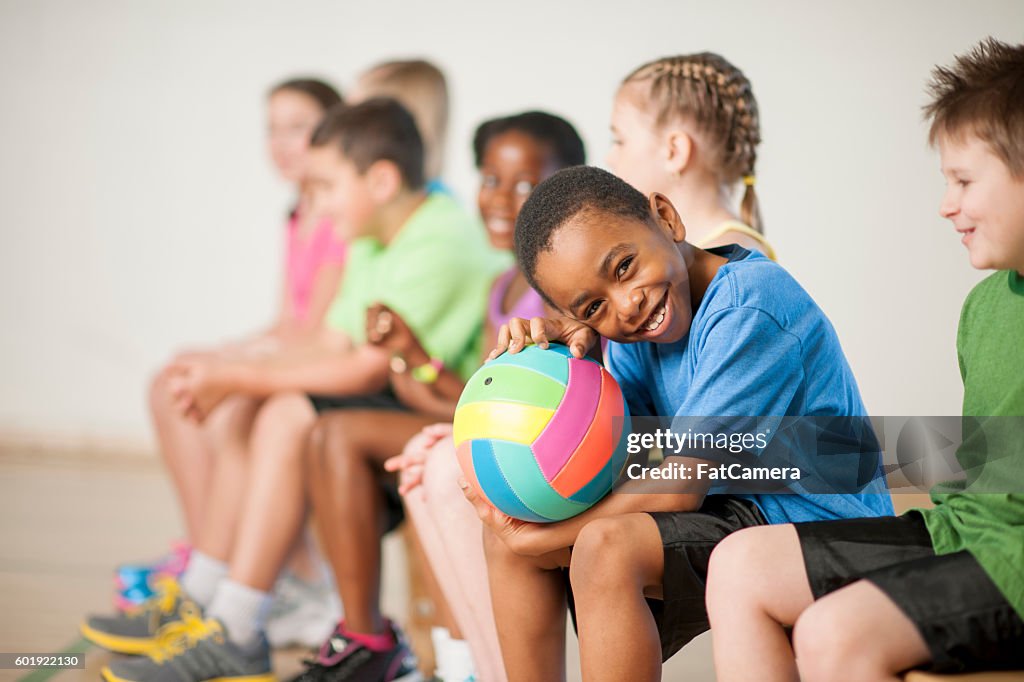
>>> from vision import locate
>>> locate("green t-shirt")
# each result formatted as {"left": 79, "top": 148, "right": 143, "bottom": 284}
{"left": 326, "top": 192, "right": 509, "bottom": 381}
{"left": 917, "top": 270, "right": 1024, "bottom": 619}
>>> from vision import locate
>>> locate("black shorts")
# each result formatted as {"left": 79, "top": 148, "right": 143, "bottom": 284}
{"left": 306, "top": 390, "right": 409, "bottom": 532}
{"left": 307, "top": 390, "right": 409, "bottom": 414}
{"left": 795, "top": 512, "right": 1024, "bottom": 674}
{"left": 564, "top": 495, "right": 767, "bottom": 662}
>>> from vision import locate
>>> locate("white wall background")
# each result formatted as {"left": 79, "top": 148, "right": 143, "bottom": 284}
{"left": 1, "top": 0, "right": 1021, "bottom": 450}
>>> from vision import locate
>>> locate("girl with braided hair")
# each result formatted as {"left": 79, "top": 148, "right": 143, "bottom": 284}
{"left": 609, "top": 52, "right": 776, "bottom": 259}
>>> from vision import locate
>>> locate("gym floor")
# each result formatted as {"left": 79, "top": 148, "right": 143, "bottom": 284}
{"left": 0, "top": 448, "right": 715, "bottom": 682}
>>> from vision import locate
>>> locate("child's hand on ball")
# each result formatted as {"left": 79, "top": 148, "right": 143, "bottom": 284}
{"left": 488, "top": 316, "right": 597, "bottom": 360}
{"left": 461, "top": 477, "right": 567, "bottom": 561}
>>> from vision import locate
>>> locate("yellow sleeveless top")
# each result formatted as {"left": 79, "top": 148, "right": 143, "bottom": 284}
{"left": 695, "top": 219, "right": 777, "bottom": 261}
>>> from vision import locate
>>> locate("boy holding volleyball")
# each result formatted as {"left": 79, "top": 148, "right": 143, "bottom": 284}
{"left": 476, "top": 165, "right": 892, "bottom": 681}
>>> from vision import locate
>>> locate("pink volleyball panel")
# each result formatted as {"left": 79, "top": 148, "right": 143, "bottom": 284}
{"left": 532, "top": 358, "right": 602, "bottom": 481}
{"left": 551, "top": 368, "right": 623, "bottom": 498}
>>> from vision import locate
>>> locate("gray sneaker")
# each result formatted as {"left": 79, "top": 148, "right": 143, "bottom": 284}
{"left": 82, "top": 577, "right": 197, "bottom": 655}
{"left": 101, "top": 615, "right": 273, "bottom": 682}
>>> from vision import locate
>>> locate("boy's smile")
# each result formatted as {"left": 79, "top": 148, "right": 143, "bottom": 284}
{"left": 532, "top": 195, "right": 704, "bottom": 344}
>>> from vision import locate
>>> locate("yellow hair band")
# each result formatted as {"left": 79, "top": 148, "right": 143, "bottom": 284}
{"left": 742, "top": 175, "right": 756, "bottom": 187}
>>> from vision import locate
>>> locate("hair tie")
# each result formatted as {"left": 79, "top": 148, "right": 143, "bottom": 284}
{"left": 742, "top": 174, "right": 756, "bottom": 187}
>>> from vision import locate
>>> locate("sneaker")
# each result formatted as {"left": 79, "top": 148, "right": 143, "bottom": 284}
{"left": 101, "top": 609, "right": 273, "bottom": 682}
{"left": 82, "top": 577, "right": 197, "bottom": 655}
{"left": 266, "top": 571, "right": 342, "bottom": 649}
{"left": 429, "top": 628, "right": 477, "bottom": 682}
{"left": 114, "top": 541, "right": 192, "bottom": 611}
{"left": 290, "top": 620, "right": 420, "bottom": 682}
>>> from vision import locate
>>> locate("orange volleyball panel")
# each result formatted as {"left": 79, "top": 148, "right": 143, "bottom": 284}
{"left": 455, "top": 439, "right": 494, "bottom": 509}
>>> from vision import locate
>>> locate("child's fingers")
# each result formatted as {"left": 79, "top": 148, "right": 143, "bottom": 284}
{"left": 506, "top": 317, "right": 533, "bottom": 353}
{"left": 488, "top": 324, "right": 512, "bottom": 361}
{"left": 568, "top": 327, "right": 594, "bottom": 358}
{"left": 383, "top": 454, "right": 403, "bottom": 472}
{"left": 398, "top": 464, "right": 425, "bottom": 495}
{"left": 425, "top": 422, "right": 452, "bottom": 437}
{"left": 530, "top": 317, "right": 550, "bottom": 349}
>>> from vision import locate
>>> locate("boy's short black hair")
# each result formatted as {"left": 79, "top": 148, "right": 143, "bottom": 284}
{"left": 310, "top": 97, "right": 425, "bottom": 190}
{"left": 514, "top": 166, "right": 652, "bottom": 303}
{"left": 473, "top": 111, "right": 586, "bottom": 170}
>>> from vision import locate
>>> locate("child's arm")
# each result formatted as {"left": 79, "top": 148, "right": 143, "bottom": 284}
{"left": 168, "top": 329, "right": 388, "bottom": 419}
{"left": 365, "top": 303, "right": 466, "bottom": 417}
{"left": 461, "top": 457, "right": 713, "bottom": 558}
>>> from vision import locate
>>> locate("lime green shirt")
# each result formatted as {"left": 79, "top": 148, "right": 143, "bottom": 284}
{"left": 326, "top": 193, "right": 509, "bottom": 381}
{"left": 917, "top": 270, "right": 1024, "bottom": 619}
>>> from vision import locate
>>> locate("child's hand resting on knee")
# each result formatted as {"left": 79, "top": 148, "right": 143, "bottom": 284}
{"left": 384, "top": 422, "right": 454, "bottom": 496}
{"left": 167, "top": 357, "right": 234, "bottom": 422}
{"left": 488, "top": 315, "right": 597, "bottom": 360}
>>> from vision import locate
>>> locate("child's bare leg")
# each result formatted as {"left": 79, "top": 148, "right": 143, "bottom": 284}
{"left": 305, "top": 410, "right": 435, "bottom": 634}
{"left": 705, "top": 525, "right": 814, "bottom": 682}
{"left": 569, "top": 514, "right": 664, "bottom": 682}
{"left": 484, "top": 529, "right": 567, "bottom": 682}
{"left": 404, "top": 437, "right": 506, "bottom": 681}
{"left": 191, "top": 394, "right": 263, "bottom": 562}
{"left": 793, "top": 580, "right": 930, "bottom": 682}
{"left": 149, "top": 367, "right": 215, "bottom": 540}
{"left": 227, "top": 392, "right": 318, "bottom": 591}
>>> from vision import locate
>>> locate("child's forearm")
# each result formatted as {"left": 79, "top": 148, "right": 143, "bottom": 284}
{"left": 222, "top": 346, "right": 390, "bottom": 398}
{"left": 389, "top": 372, "right": 458, "bottom": 420}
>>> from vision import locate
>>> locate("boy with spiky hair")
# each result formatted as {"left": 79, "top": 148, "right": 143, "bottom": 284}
{"left": 706, "top": 38, "right": 1024, "bottom": 679}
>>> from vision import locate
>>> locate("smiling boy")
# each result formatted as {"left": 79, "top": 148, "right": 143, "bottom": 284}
{"left": 473, "top": 165, "right": 892, "bottom": 681}
{"left": 704, "top": 38, "right": 1024, "bottom": 681}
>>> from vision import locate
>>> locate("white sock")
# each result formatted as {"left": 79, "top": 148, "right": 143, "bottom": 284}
{"left": 179, "top": 550, "right": 227, "bottom": 608}
{"left": 431, "top": 627, "right": 477, "bottom": 682}
{"left": 208, "top": 579, "right": 273, "bottom": 649}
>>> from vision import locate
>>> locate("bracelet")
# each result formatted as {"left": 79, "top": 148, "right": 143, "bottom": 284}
{"left": 410, "top": 357, "right": 444, "bottom": 384}
{"left": 389, "top": 354, "right": 408, "bottom": 374}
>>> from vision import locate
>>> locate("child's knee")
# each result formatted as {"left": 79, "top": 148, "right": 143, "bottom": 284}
{"left": 250, "top": 392, "right": 315, "bottom": 452}
{"left": 569, "top": 517, "right": 638, "bottom": 594}
{"left": 148, "top": 368, "right": 172, "bottom": 411}
{"left": 421, "top": 439, "right": 459, "bottom": 498}
{"left": 792, "top": 602, "right": 859, "bottom": 681}
{"left": 304, "top": 413, "right": 359, "bottom": 480}
{"left": 707, "top": 528, "right": 760, "bottom": 600}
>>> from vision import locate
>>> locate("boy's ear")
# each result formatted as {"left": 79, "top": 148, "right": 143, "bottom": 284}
{"left": 366, "top": 159, "right": 404, "bottom": 204}
{"left": 649, "top": 192, "right": 687, "bottom": 243}
{"left": 664, "top": 130, "right": 693, "bottom": 176}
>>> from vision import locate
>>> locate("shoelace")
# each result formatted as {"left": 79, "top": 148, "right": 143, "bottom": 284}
{"left": 148, "top": 603, "right": 224, "bottom": 664}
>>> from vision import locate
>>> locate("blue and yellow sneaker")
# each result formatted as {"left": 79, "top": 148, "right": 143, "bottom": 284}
{"left": 114, "top": 541, "right": 191, "bottom": 611}
{"left": 82, "top": 577, "right": 196, "bottom": 655}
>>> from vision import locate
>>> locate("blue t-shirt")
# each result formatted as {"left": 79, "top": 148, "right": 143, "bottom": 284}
{"left": 606, "top": 245, "right": 893, "bottom": 524}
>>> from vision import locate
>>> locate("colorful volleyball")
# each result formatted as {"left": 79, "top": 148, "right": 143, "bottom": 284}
{"left": 453, "top": 343, "right": 631, "bottom": 522}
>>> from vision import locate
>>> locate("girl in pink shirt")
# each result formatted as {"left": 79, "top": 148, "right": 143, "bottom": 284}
{"left": 121, "top": 79, "right": 344, "bottom": 621}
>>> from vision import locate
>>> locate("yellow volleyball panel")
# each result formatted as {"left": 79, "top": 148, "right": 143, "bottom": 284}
{"left": 453, "top": 401, "right": 556, "bottom": 446}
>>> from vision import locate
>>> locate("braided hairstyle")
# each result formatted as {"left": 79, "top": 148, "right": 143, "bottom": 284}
{"left": 623, "top": 53, "right": 763, "bottom": 233}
